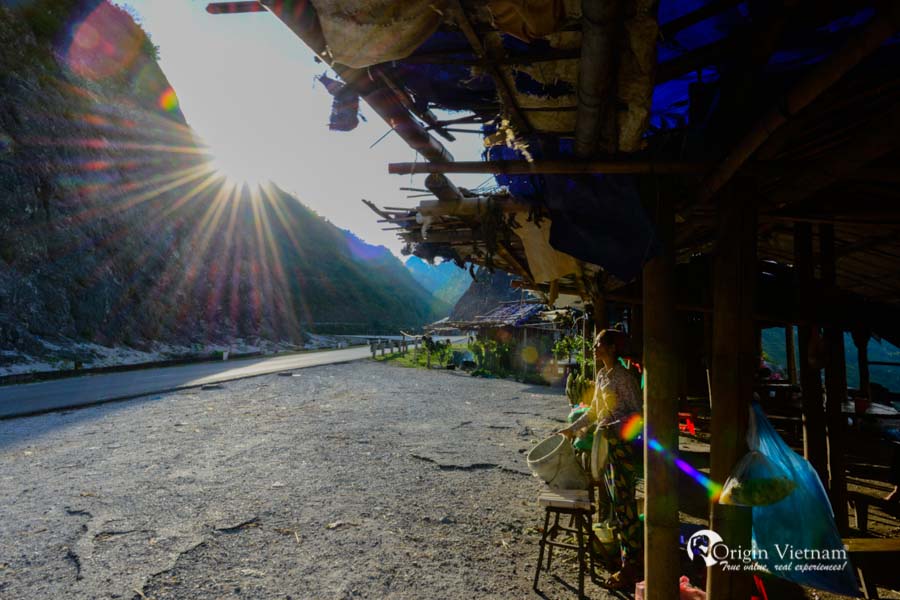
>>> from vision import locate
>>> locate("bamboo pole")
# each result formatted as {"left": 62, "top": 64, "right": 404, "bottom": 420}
{"left": 642, "top": 192, "right": 680, "bottom": 598}
{"left": 795, "top": 222, "right": 829, "bottom": 484}
{"left": 416, "top": 196, "right": 531, "bottom": 217}
{"left": 696, "top": 2, "right": 900, "bottom": 205}
{"left": 389, "top": 160, "right": 710, "bottom": 176}
{"left": 820, "top": 224, "right": 849, "bottom": 533}
{"left": 707, "top": 185, "right": 755, "bottom": 600}
{"left": 575, "top": 0, "right": 620, "bottom": 156}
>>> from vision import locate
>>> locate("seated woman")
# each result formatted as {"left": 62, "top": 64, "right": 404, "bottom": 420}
{"left": 558, "top": 329, "right": 643, "bottom": 590}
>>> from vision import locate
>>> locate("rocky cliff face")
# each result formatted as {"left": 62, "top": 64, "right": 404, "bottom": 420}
{"left": 0, "top": 0, "right": 440, "bottom": 371}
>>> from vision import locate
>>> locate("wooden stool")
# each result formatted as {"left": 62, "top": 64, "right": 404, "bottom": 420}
{"left": 534, "top": 489, "right": 596, "bottom": 599}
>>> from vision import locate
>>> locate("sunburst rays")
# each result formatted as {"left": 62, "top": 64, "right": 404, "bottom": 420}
{"left": 7, "top": 70, "right": 312, "bottom": 342}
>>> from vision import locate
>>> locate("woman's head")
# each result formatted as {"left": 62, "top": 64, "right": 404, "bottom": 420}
{"left": 593, "top": 329, "right": 625, "bottom": 365}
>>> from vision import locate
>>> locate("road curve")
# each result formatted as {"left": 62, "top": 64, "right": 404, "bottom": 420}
{"left": 0, "top": 346, "right": 373, "bottom": 419}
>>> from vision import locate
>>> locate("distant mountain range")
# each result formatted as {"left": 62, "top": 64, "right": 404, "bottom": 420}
{"left": 404, "top": 256, "right": 471, "bottom": 307}
{"left": 0, "top": 0, "right": 448, "bottom": 369}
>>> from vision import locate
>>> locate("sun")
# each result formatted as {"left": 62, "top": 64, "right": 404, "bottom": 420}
{"left": 208, "top": 142, "right": 271, "bottom": 189}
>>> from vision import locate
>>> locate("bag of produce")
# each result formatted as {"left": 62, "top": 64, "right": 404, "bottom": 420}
{"left": 719, "top": 405, "right": 796, "bottom": 506}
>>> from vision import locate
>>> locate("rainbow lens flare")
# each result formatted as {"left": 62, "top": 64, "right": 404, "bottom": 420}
{"left": 620, "top": 413, "right": 643, "bottom": 442}
{"left": 159, "top": 88, "right": 179, "bottom": 112}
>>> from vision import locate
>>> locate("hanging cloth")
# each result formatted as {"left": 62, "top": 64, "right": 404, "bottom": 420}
{"left": 512, "top": 214, "right": 577, "bottom": 283}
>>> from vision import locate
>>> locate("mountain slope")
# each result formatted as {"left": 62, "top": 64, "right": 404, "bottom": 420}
{"left": 0, "top": 0, "right": 440, "bottom": 368}
{"left": 450, "top": 268, "right": 521, "bottom": 322}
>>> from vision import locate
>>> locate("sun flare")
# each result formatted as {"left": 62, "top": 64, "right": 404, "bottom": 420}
{"left": 209, "top": 144, "right": 271, "bottom": 189}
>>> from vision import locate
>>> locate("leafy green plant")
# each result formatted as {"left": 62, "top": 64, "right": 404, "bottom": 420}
{"left": 553, "top": 334, "right": 594, "bottom": 378}
{"left": 468, "top": 338, "right": 512, "bottom": 377}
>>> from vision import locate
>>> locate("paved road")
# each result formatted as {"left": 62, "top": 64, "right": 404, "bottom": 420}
{"left": 0, "top": 346, "right": 373, "bottom": 418}
{"left": 0, "top": 336, "right": 465, "bottom": 419}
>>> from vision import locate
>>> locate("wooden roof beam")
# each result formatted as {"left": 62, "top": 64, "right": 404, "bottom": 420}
{"left": 390, "top": 159, "right": 710, "bottom": 176}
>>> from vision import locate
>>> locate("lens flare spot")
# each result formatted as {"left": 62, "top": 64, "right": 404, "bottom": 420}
{"left": 66, "top": 4, "right": 143, "bottom": 81}
{"left": 620, "top": 413, "right": 643, "bottom": 441}
{"left": 74, "top": 22, "right": 101, "bottom": 50}
{"left": 159, "top": 88, "right": 179, "bottom": 112}
{"left": 521, "top": 345, "right": 538, "bottom": 365}
{"left": 84, "top": 160, "right": 111, "bottom": 171}
{"left": 81, "top": 114, "right": 109, "bottom": 126}
{"left": 84, "top": 138, "right": 109, "bottom": 150}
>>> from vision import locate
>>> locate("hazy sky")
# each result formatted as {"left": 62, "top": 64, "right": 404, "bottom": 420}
{"left": 118, "top": 0, "right": 485, "bottom": 257}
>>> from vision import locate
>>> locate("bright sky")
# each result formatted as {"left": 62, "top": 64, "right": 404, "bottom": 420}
{"left": 118, "top": 0, "right": 486, "bottom": 258}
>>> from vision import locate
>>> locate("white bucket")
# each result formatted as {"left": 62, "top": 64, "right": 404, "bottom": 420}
{"left": 526, "top": 434, "right": 589, "bottom": 490}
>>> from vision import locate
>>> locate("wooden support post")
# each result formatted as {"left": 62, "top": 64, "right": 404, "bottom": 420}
{"left": 707, "top": 185, "right": 755, "bottom": 600}
{"left": 852, "top": 329, "right": 870, "bottom": 399}
{"left": 795, "top": 222, "right": 828, "bottom": 484}
{"left": 785, "top": 325, "right": 797, "bottom": 385}
{"left": 642, "top": 193, "right": 679, "bottom": 598}
{"left": 820, "top": 224, "right": 849, "bottom": 533}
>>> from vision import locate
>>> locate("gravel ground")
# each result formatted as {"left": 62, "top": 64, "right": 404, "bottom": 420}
{"left": 0, "top": 360, "right": 626, "bottom": 600}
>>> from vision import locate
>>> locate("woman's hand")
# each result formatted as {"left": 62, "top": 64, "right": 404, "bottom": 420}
{"left": 557, "top": 426, "right": 575, "bottom": 440}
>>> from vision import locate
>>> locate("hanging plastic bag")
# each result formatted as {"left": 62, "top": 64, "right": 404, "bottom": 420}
{"left": 745, "top": 403, "right": 859, "bottom": 596}
{"left": 719, "top": 407, "right": 796, "bottom": 506}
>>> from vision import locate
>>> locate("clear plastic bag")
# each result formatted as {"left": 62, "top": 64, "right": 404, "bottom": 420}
{"left": 743, "top": 404, "right": 859, "bottom": 596}
{"left": 719, "top": 408, "right": 796, "bottom": 506}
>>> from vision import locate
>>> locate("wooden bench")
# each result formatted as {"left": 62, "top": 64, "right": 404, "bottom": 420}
{"left": 844, "top": 537, "right": 900, "bottom": 599}
{"left": 849, "top": 491, "right": 896, "bottom": 533}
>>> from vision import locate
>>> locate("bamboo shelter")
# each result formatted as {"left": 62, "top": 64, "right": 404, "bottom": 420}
{"left": 209, "top": 1, "right": 900, "bottom": 597}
